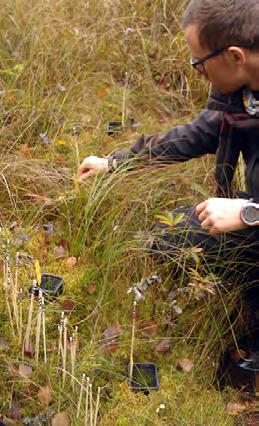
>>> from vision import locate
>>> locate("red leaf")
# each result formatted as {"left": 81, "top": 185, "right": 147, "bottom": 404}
{"left": 10, "top": 402, "right": 21, "bottom": 420}
{"left": 23, "top": 341, "right": 35, "bottom": 358}
{"left": 54, "top": 245, "right": 66, "bottom": 258}
{"left": 9, "top": 367, "right": 18, "bottom": 378}
{"left": 156, "top": 338, "right": 171, "bottom": 353}
{"left": 18, "top": 364, "right": 33, "bottom": 379}
{"left": 104, "top": 324, "right": 121, "bottom": 342}
{"left": 177, "top": 358, "right": 194, "bottom": 373}
{"left": 66, "top": 257, "right": 77, "bottom": 268}
{"left": 140, "top": 320, "right": 159, "bottom": 337}
{"left": 85, "top": 284, "right": 97, "bottom": 295}
{"left": 38, "top": 385, "right": 53, "bottom": 406}
{"left": 20, "top": 383, "right": 38, "bottom": 398}
{"left": 61, "top": 299, "right": 76, "bottom": 311}
{"left": 104, "top": 324, "right": 121, "bottom": 354}
{"left": 52, "top": 411, "right": 70, "bottom": 425}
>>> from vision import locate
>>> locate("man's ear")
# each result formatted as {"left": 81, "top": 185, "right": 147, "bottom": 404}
{"left": 227, "top": 46, "right": 247, "bottom": 66}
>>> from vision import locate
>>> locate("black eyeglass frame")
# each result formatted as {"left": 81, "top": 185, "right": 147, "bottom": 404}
{"left": 190, "top": 45, "right": 252, "bottom": 73}
{"left": 190, "top": 47, "right": 227, "bottom": 72}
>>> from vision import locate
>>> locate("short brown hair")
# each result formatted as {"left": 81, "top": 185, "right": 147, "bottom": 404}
{"left": 183, "top": 0, "right": 259, "bottom": 51}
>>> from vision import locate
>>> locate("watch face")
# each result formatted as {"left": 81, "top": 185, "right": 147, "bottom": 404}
{"left": 244, "top": 206, "right": 258, "bottom": 223}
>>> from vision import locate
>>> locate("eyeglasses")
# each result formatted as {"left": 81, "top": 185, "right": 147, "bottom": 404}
{"left": 190, "top": 45, "right": 253, "bottom": 74}
{"left": 190, "top": 47, "right": 227, "bottom": 74}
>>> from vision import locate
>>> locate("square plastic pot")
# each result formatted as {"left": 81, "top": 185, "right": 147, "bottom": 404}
{"left": 128, "top": 362, "right": 159, "bottom": 392}
{"left": 31, "top": 274, "right": 64, "bottom": 298}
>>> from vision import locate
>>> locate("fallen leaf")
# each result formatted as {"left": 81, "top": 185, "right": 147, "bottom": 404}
{"left": 61, "top": 299, "right": 76, "bottom": 312}
{"left": 54, "top": 245, "right": 66, "bottom": 258}
{"left": 9, "top": 367, "right": 18, "bottom": 378}
{"left": 19, "top": 144, "right": 34, "bottom": 158}
{"left": 66, "top": 257, "right": 77, "bottom": 268}
{"left": 38, "top": 385, "right": 53, "bottom": 406}
{"left": 23, "top": 341, "right": 35, "bottom": 358}
{"left": 52, "top": 411, "right": 70, "bottom": 426}
{"left": 10, "top": 402, "right": 21, "bottom": 420}
{"left": 18, "top": 364, "right": 32, "bottom": 379}
{"left": 85, "top": 284, "right": 97, "bottom": 295}
{"left": 156, "top": 338, "right": 171, "bottom": 353}
{"left": 140, "top": 320, "right": 159, "bottom": 337}
{"left": 20, "top": 383, "right": 38, "bottom": 399}
{"left": 227, "top": 402, "right": 248, "bottom": 416}
{"left": 172, "top": 305, "right": 183, "bottom": 315}
{"left": 104, "top": 324, "right": 121, "bottom": 341}
{"left": 104, "top": 324, "right": 121, "bottom": 354}
{"left": 95, "top": 85, "right": 110, "bottom": 98}
{"left": 177, "top": 358, "right": 194, "bottom": 373}
{"left": 0, "top": 338, "right": 10, "bottom": 351}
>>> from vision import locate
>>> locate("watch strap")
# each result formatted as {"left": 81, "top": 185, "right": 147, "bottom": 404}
{"left": 240, "top": 202, "right": 259, "bottom": 226}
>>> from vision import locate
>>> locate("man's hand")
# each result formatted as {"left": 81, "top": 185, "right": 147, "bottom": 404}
{"left": 196, "top": 198, "right": 248, "bottom": 234}
{"left": 77, "top": 156, "right": 109, "bottom": 182}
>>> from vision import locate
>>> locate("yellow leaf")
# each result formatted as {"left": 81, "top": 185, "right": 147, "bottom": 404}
{"left": 34, "top": 260, "right": 41, "bottom": 285}
{"left": 56, "top": 140, "right": 68, "bottom": 146}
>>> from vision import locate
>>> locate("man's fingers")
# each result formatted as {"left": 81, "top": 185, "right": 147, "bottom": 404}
{"left": 78, "top": 169, "right": 96, "bottom": 183}
{"left": 201, "top": 218, "right": 213, "bottom": 229}
{"left": 196, "top": 201, "right": 207, "bottom": 215}
{"left": 198, "top": 210, "right": 208, "bottom": 223}
{"left": 77, "top": 166, "right": 91, "bottom": 179}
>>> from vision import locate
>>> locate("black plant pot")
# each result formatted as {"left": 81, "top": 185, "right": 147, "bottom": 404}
{"left": 107, "top": 121, "right": 123, "bottom": 136}
{"left": 31, "top": 274, "right": 64, "bottom": 298}
{"left": 128, "top": 362, "right": 159, "bottom": 392}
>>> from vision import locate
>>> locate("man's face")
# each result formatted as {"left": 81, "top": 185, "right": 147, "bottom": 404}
{"left": 185, "top": 24, "right": 249, "bottom": 94}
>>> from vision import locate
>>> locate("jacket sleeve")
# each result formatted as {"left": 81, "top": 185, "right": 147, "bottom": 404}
{"left": 113, "top": 109, "right": 222, "bottom": 165}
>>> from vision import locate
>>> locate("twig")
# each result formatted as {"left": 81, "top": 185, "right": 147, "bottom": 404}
{"left": 35, "top": 290, "right": 43, "bottom": 364}
{"left": 122, "top": 72, "right": 129, "bottom": 127}
{"left": 70, "top": 337, "right": 74, "bottom": 389}
{"left": 3, "top": 245, "right": 15, "bottom": 337}
{"left": 94, "top": 387, "right": 101, "bottom": 426}
{"left": 12, "top": 252, "right": 20, "bottom": 334}
{"left": 23, "top": 281, "right": 37, "bottom": 355}
{"left": 71, "top": 326, "right": 78, "bottom": 390}
{"left": 41, "top": 296, "right": 47, "bottom": 363}
{"left": 58, "top": 311, "right": 64, "bottom": 360}
{"left": 18, "top": 289, "right": 23, "bottom": 345}
{"left": 89, "top": 383, "right": 93, "bottom": 426}
{"left": 85, "top": 376, "right": 90, "bottom": 426}
{"left": 77, "top": 373, "right": 86, "bottom": 418}
{"left": 62, "top": 317, "right": 68, "bottom": 386}
{"left": 129, "top": 300, "right": 137, "bottom": 381}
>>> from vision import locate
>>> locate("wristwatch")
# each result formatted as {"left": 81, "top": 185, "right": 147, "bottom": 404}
{"left": 106, "top": 156, "right": 117, "bottom": 173}
{"left": 240, "top": 202, "right": 259, "bottom": 226}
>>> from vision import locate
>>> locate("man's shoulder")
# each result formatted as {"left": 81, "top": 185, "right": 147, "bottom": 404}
{"left": 207, "top": 86, "right": 245, "bottom": 114}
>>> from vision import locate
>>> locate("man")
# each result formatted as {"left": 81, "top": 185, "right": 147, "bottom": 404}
{"left": 78, "top": 0, "right": 259, "bottom": 285}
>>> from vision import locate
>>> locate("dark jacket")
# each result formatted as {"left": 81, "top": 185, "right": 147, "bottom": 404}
{"left": 113, "top": 88, "right": 259, "bottom": 202}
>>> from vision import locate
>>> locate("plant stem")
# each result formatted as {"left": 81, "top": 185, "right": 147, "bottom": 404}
{"left": 129, "top": 300, "right": 137, "bottom": 381}
{"left": 89, "top": 383, "right": 93, "bottom": 426}
{"left": 94, "top": 387, "right": 101, "bottom": 426}
{"left": 85, "top": 376, "right": 90, "bottom": 426}
{"left": 62, "top": 317, "right": 67, "bottom": 386}
{"left": 35, "top": 290, "right": 42, "bottom": 364}
{"left": 77, "top": 373, "right": 86, "bottom": 418}
{"left": 42, "top": 296, "right": 47, "bottom": 363}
